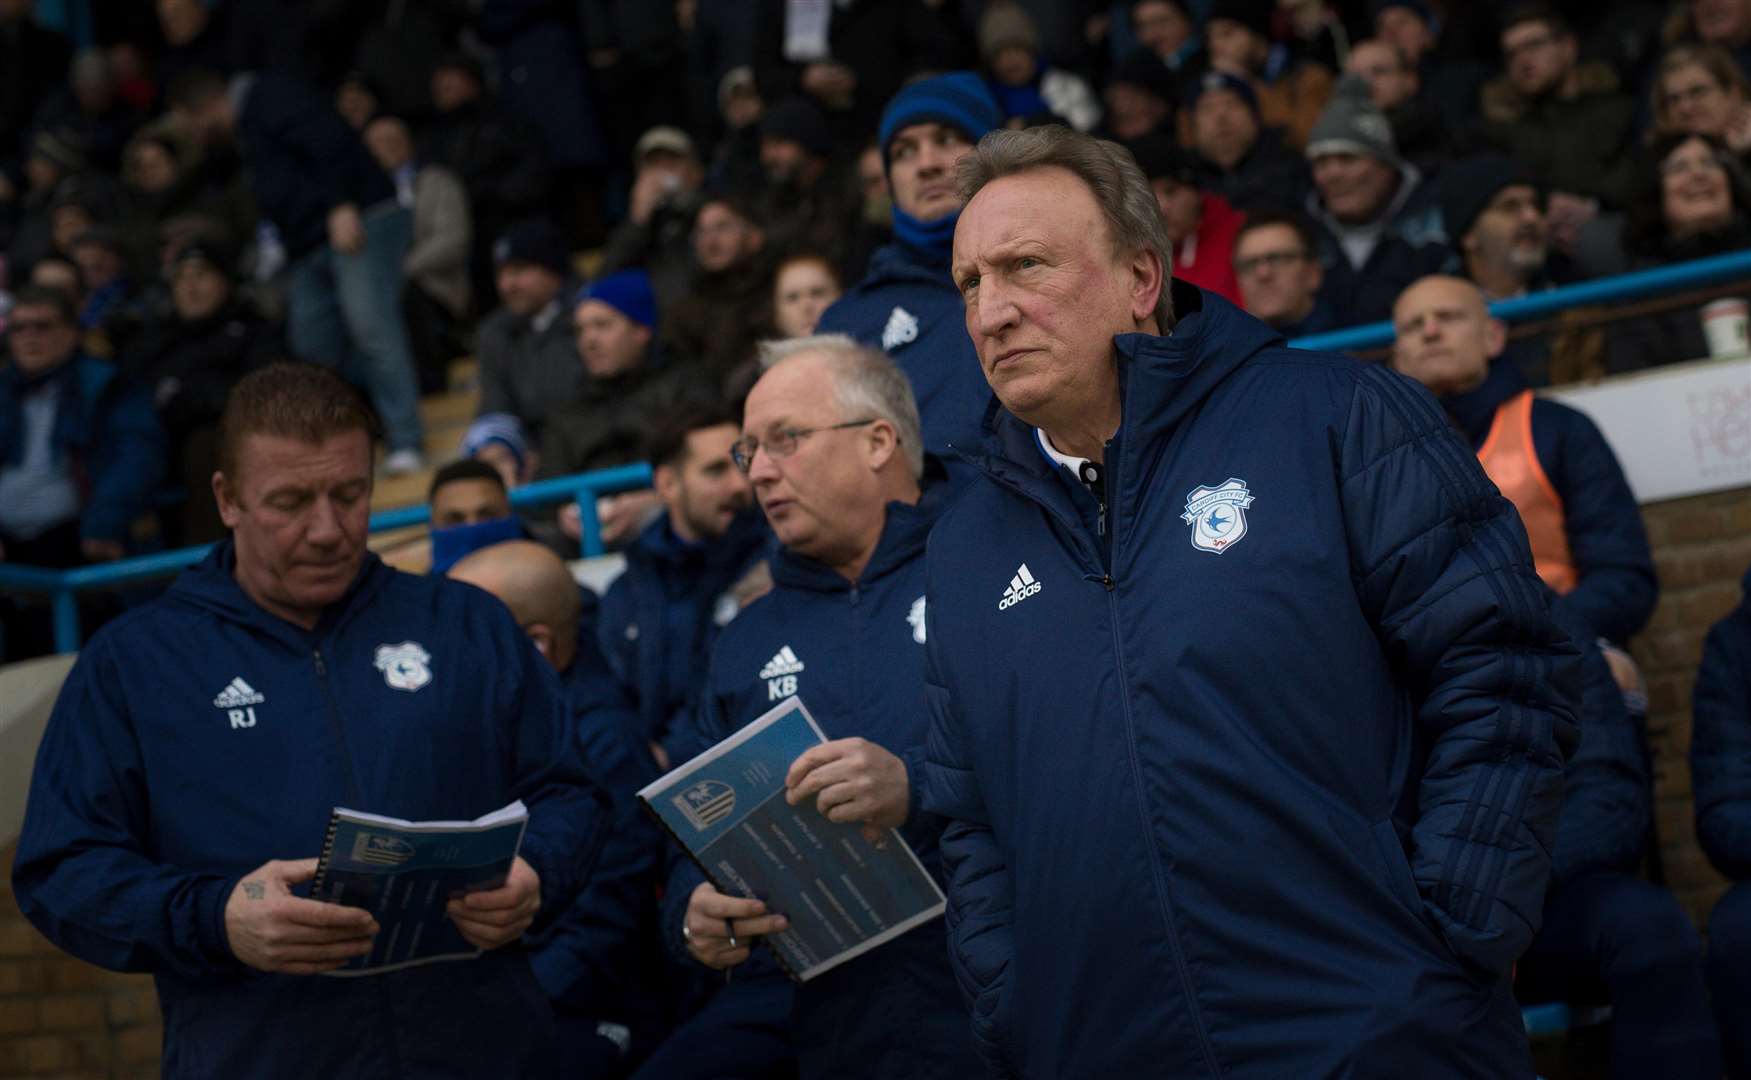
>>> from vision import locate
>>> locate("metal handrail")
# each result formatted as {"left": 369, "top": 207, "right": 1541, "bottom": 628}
{"left": 1289, "top": 248, "right": 1751, "bottom": 353}
{"left": 0, "top": 462, "right": 653, "bottom": 654}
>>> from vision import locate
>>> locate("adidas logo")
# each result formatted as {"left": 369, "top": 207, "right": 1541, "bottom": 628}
{"left": 758, "top": 646, "right": 805, "bottom": 680}
{"left": 881, "top": 306, "right": 919, "bottom": 351}
{"left": 997, "top": 564, "right": 1042, "bottom": 611}
{"left": 212, "top": 677, "right": 265, "bottom": 708}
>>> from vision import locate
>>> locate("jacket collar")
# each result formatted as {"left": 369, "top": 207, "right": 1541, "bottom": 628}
{"left": 860, "top": 239, "right": 952, "bottom": 289}
{"left": 957, "top": 282, "right": 1278, "bottom": 530}
{"left": 167, "top": 540, "right": 397, "bottom": 650}
{"left": 770, "top": 468, "right": 951, "bottom": 595}
{"left": 629, "top": 506, "right": 767, "bottom": 573}
{"left": 1440, "top": 358, "right": 1527, "bottom": 445}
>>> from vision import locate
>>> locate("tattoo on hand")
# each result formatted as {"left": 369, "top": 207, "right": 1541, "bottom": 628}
{"left": 243, "top": 881, "right": 265, "bottom": 900}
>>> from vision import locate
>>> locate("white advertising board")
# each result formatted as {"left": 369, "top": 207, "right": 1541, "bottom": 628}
{"left": 1544, "top": 356, "right": 1751, "bottom": 505}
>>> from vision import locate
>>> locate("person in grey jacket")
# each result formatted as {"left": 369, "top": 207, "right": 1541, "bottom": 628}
{"left": 474, "top": 218, "right": 580, "bottom": 446}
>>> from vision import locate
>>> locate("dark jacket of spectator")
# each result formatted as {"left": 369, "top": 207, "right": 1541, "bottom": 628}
{"left": 234, "top": 72, "right": 396, "bottom": 261}
{"left": 0, "top": 353, "right": 163, "bottom": 545}
{"left": 475, "top": 300, "right": 584, "bottom": 443}
{"left": 528, "top": 644, "right": 669, "bottom": 1071}
{"left": 597, "top": 509, "right": 769, "bottom": 746}
{"left": 0, "top": 11, "right": 72, "bottom": 162}
{"left": 476, "top": 0, "right": 608, "bottom": 171}
{"left": 401, "top": 162, "right": 472, "bottom": 320}
{"left": 1547, "top": 604, "right": 1651, "bottom": 885}
{"left": 660, "top": 260, "right": 771, "bottom": 378}
{"left": 1441, "top": 358, "right": 1657, "bottom": 644}
{"left": 751, "top": 0, "right": 974, "bottom": 149}
{"left": 1694, "top": 565, "right": 1751, "bottom": 880}
{"left": 816, "top": 240, "right": 991, "bottom": 490}
{"left": 1477, "top": 61, "right": 1638, "bottom": 209}
{"left": 538, "top": 355, "right": 683, "bottom": 481}
{"left": 1305, "top": 168, "right": 1447, "bottom": 325}
{"left": 1199, "top": 126, "right": 1312, "bottom": 212}
{"left": 596, "top": 190, "right": 703, "bottom": 311}
{"left": 122, "top": 301, "right": 281, "bottom": 458}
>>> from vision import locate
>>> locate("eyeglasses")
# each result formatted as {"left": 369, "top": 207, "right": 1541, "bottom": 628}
{"left": 1661, "top": 149, "right": 1729, "bottom": 176}
{"left": 1233, "top": 250, "right": 1308, "bottom": 276}
{"left": 6, "top": 319, "right": 67, "bottom": 335}
{"left": 730, "top": 419, "right": 879, "bottom": 473}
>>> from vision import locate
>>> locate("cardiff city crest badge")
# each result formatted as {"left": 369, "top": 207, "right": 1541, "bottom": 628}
{"left": 1180, "top": 478, "right": 1255, "bottom": 554}
{"left": 374, "top": 642, "right": 433, "bottom": 692}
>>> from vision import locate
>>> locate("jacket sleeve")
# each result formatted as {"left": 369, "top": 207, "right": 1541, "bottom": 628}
{"left": 402, "top": 167, "right": 471, "bottom": 281}
{"left": 1548, "top": 606, "right": 1650, "bottom": 885}
{"left": 11, "top": 641, "right": 244, "bottom": 978}
{"left": 493, "top": 608, "right": 612, "bottom": 933}
{"left": 1692, "top": 599, "right": 1751, "bottom": 880}
{"left": 919, "top": 575, "right": 1020, "bottom": 1078}
{"left": 1541, "top": 402, "right": 1658, "bottom": 643}
{"left": 1339, "top": 364, "right": 1580, "bottom": 978}
{"left": 81, "top": 374, "right": 165, "bottom": 544}
{"left": 656, "top": 686, "right": 724, "bottom": 966}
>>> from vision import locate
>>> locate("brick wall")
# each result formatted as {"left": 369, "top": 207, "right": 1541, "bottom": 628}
{"left": 1634, "top": 487, "right": 1751, "bottom": 929}
{"left": 0, "top": 844, "right": 160, "bottom": 1080}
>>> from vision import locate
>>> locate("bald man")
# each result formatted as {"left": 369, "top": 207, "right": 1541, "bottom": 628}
{"left": 1389, "top": 276, "right": 1653, "bottom": 645}
{"left": 449, "top": 541, "right": 672, "bottom": 1076}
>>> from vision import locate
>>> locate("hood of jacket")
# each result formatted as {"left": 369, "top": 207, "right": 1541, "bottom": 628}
{"left": 165, "top": 540, "right": 397, "bottom": 652}
{"left": 1440, "top": 357, "right": 1528, "bottom": 445}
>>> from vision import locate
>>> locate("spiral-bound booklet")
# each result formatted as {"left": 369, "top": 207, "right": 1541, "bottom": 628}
{"left": 638, "top": 697, "right": 945, "bottom": 982}
{"left": 310, "top": 800, "right": 528, "bottom": 975}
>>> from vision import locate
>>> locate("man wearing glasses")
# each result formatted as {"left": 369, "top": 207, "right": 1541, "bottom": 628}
{"left": 1230, "top": 209, "right": 1341, "bottom": 337}
{"left": 658, "top": 333, "right": 977, "bottom": 1079}
{"left": 0, "top": 286, "right": 163, "bottom": 658}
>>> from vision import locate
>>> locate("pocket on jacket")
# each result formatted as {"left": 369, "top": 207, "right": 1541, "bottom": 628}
{"left": 1369, "top": 818, "right": 1424, "bottom": 917}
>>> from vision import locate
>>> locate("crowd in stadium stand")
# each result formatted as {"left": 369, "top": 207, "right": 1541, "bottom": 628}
{"left": 3, "top": 0, "right": 1751, "bottom": 1077}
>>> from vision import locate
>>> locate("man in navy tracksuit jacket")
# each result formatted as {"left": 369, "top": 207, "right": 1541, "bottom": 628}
{"left": 12, "top": 364, "right": 608, "bottom": 1078}
{"left": 450, "top": 540, "right": 673, "bottom": 1078}
{"left": 598, "top": 403, "right": 768, "bottom": 756}
{"left": 661, "top": 339, "right": 978, "bottom": 1079}
{"left": 1693, "top": 564, "right": 1751, "bottom": 1078}
{"left": 816, "top": 73, "right": 1002, "bottom": 491}
{"left": 923, "top": 128, "right": 1580, "bottom": 1078}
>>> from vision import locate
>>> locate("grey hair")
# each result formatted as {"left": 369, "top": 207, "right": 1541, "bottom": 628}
{"left": 756, "top": 334, "right": 926, "bottom": 480}
{"left": 955, "top": 126, "right": 1175, "bottom": 330}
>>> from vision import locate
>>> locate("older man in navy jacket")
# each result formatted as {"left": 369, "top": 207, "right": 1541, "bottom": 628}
{"left": 662, "top": 335, "right": 978, "bottom": 1079}
{"left": 923, "top": 126, "right": 1581, "bottom": 1077}
{"left": 13, "top": 363, "right": 609, "bottom": 1079}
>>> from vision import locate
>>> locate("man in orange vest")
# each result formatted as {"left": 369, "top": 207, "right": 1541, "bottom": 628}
{"left": 1389, "top": 275, "right": 1656, "bottom": 649}
{"left": 1391, "top": 273, "right": 1721, "bottom": 1080}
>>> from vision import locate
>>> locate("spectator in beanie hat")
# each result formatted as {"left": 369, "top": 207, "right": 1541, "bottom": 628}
{"left": 1205, "top": 0, "right": 1335, "bottom": 149}
{"left": 1102, "top": 49, "right": 1179, "bottom": 141}
{"left": 1303, "top": 73, "right": 1446, "bottom": 323}
{"left": 463, "top": 413, "right": 536, "bottom": 491}
{"left": 979, "top": 1, "right": 1102, "bottom": 131}
{"left": 475, "top": 218, "right": 582, "bottom": 443}
{"left": 1440, "top": 154, "right": 1565, "bottom": 301}
{"left": 757, "top": 96, "right": 860, "bottom": 276}
{"left": 1189, "top": 70, "right": 1312, "bottom": 212}
{"left": 816, "top": 72, "right": 1001, "bottom": 491}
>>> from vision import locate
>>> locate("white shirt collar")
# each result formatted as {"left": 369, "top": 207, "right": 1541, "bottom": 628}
{"left": 530, "top": 299, "right": 562, "bottom": 334}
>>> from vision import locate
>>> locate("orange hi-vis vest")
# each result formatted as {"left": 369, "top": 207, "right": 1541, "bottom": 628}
{"left": 1476, "top": 389, "right": 1579, "bottom": 595}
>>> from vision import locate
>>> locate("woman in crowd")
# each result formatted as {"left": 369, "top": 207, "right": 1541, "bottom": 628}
{"left": 1651, "top": 43, "right": 1751, "bottom": 156}
{"left": 768, "top": 251, "right": 841, "bottom": 340}
{"left": 1608, "top": 131, "right": 1751, "bottom": 371}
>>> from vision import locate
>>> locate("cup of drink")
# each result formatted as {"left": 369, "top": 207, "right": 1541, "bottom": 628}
{"left": 1701, "top": 297, "right": 1749, "bottom": 358}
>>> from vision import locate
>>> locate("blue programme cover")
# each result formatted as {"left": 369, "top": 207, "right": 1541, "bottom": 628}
{"left": 639, "top": 698, "right": 945, "bottom": 982}
{"left": 311, "top": 800, "right": 527, "bottom": 975}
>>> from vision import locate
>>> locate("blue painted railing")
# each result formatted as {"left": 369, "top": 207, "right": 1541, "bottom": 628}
{"left": 1290, "top": 248, "right": 1751, "bottom": 354}
{"left": 0, "top": 462, "right": 652, "bottom": 654}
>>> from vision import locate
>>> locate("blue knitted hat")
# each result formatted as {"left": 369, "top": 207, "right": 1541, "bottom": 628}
{"left": 879, "top": 72, "right": 1001, "bottom": 166}
{"left": 577, "top": 270, "right": 657, "bottom": 330}
{"left": 1189, "top": 71, "right": 1260, "bottom": 118}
